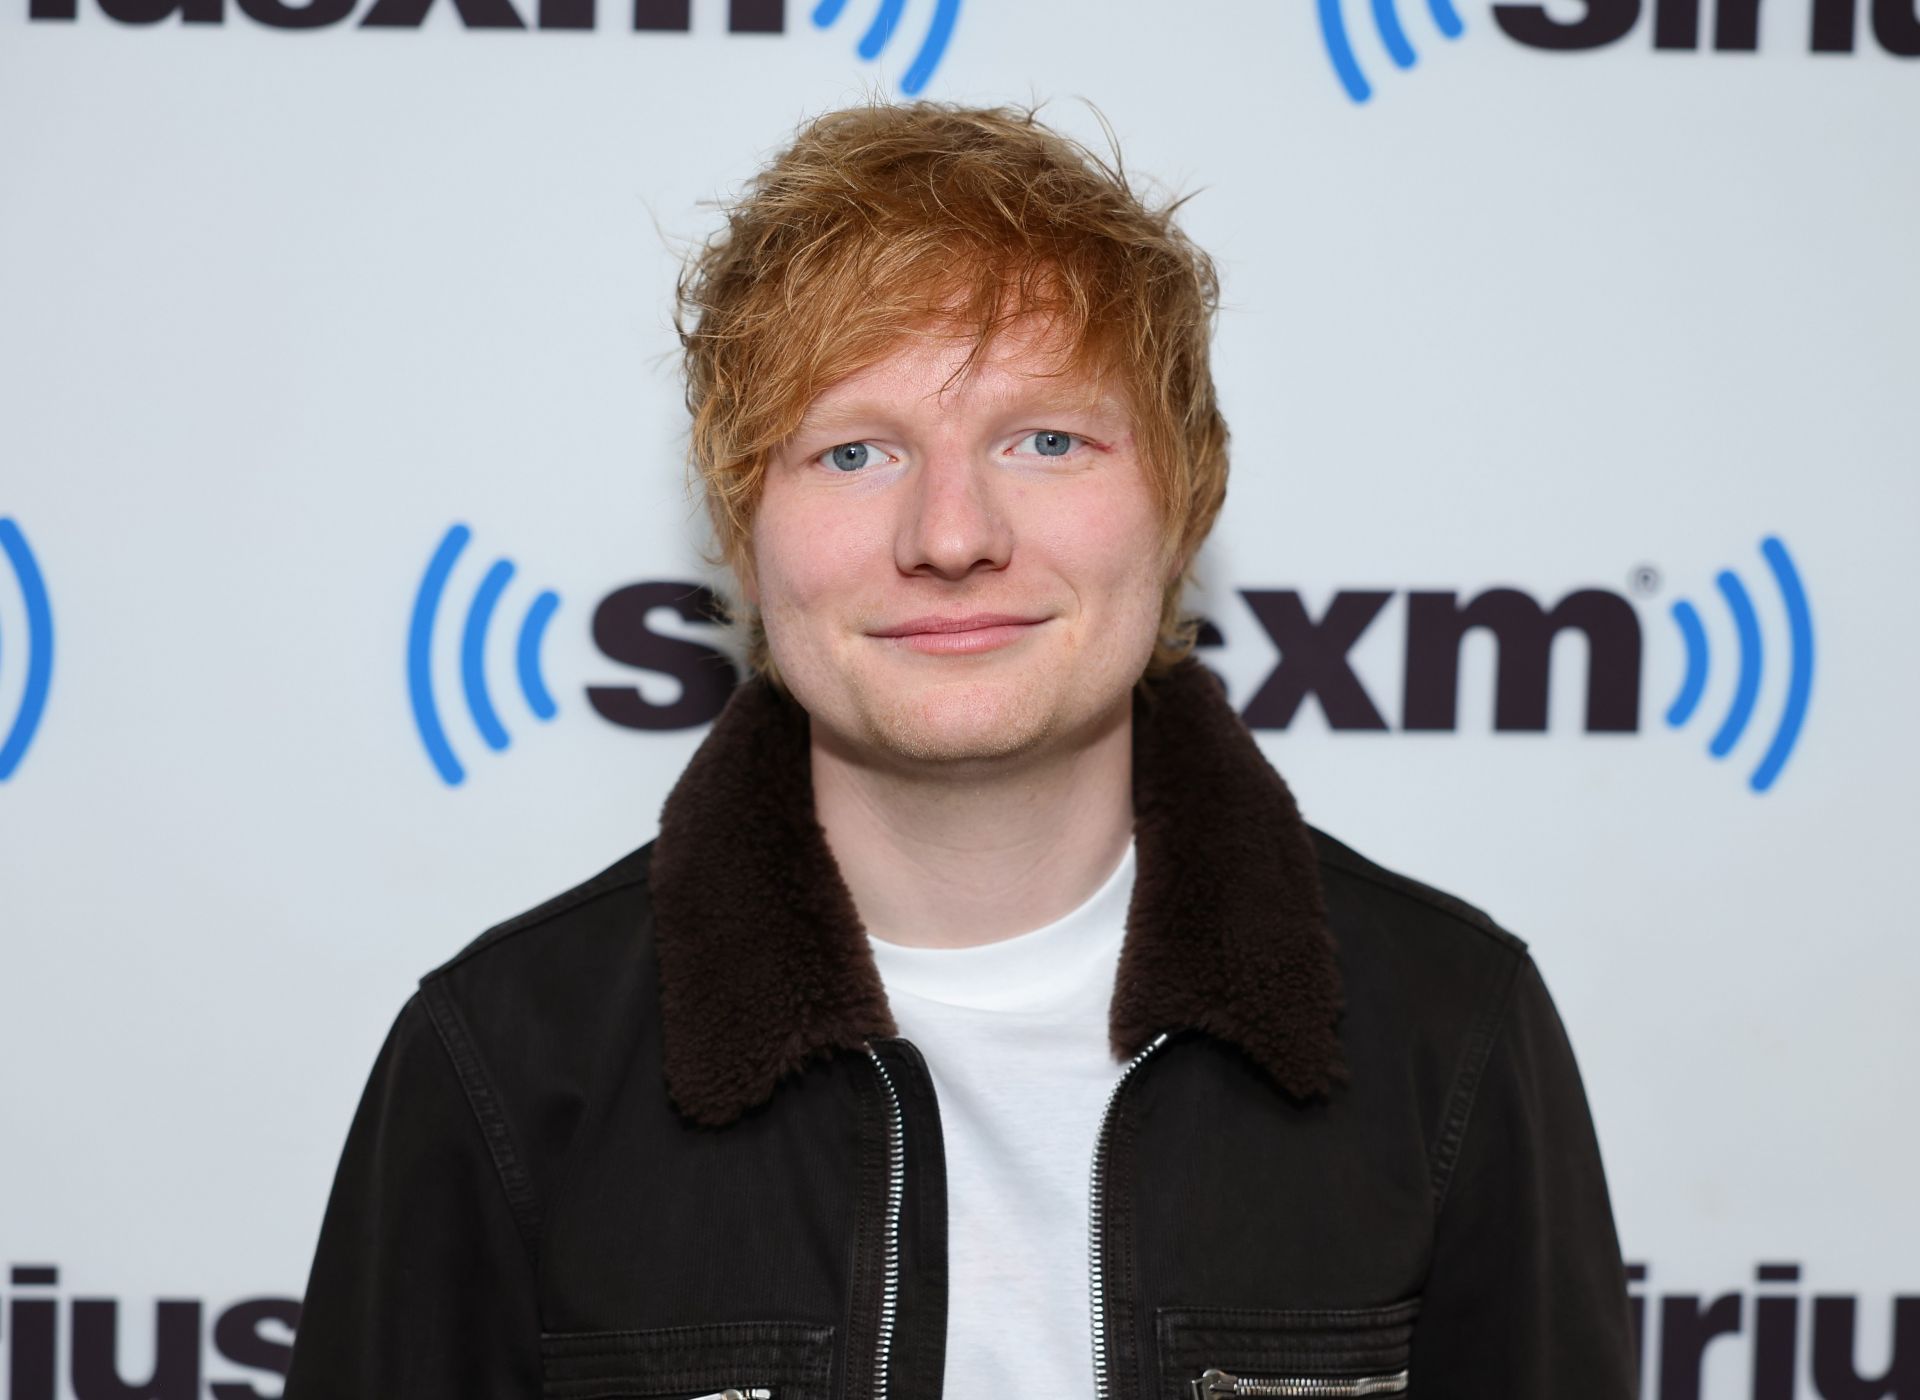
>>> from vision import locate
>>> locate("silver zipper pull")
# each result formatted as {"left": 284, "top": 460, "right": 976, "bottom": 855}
{"left": 688, "top": 1390, "right": 772, "bottom": 1399}
{"left": 1182, "top": 1367, "right": 1413, "bottom": 1390}
{"left": 1190, "top": 1367, "right": 1410, "bottom": 1397}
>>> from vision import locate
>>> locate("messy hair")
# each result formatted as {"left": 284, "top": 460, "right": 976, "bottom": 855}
{"left": 674, "top": 99, "right": 1228, "bottom": 678}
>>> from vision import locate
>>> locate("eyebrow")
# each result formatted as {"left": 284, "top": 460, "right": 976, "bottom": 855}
{"left": 795, "top": 382, "right": 1129, "bottom": 438}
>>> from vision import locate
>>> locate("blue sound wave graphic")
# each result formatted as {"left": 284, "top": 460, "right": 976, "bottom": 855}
{"left": 1317, "top": 0, "right": 1464, "bottom": 103}
{"left": 1665, "top": 536, "right": 1813, "bottom": 794}
{"left": 407, "top": 523, "right": 562, "bottom": 787}
{"left": 0, "top": 517, "right": 55, "bottom": 781}
{"left": 811, "top": 0, "right": 959, "bottom": 95}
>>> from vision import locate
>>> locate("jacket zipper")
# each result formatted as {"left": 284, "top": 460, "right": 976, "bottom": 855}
{"left": 867, "top": 1034, "right": 1400, "bottom": 1400}
{"left": 1089, "top": 1029, "right": 1171, "bottom": 1400}
{"left": 1190, "top": 1367, "right": 1410, "bottom": 1397}
{"left": 863, "top": 1043, "right": 908, "bottom": 1400}
{"left": 688, "top": 1391, "right": 773, "bottom": 1400}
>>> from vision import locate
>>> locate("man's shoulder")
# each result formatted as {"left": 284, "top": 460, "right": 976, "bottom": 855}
{"left": 425, "top": 840, "right": 658, "bottom": 982}
{"left": 1307, "top": 824, "right": 1528, "bottom": 960}
{"left": 415, "top": 839, "right": 662, "bottom": 1057}
{"left": 1304, "top": 823, "right": 1535, "bottom": 1042}
{"left": 395, "top": 840, "right": 662, "bottom": 1228}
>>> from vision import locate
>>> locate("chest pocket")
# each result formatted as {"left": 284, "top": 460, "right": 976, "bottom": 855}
{"left": 539, "top": 1319, "right": 835, "bottom": 1400}
{"left": 1155, "top": 1296, "right": 1419, "bottom": 1399}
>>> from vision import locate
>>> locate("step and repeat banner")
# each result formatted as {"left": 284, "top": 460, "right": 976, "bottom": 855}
{"left": 1, "top": 0, "right": 1914, "bottom": 1396}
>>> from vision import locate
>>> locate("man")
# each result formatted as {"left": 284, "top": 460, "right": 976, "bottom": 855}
{"left": 285, "top": 102, "right": 1636, "bottom": 1400}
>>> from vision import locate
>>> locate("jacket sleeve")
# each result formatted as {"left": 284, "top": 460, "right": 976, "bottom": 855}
{"left": 1410, "top": 949, "right": 1639, "bottom": 1399}
{"left": 283, "top": 988, "right": 543, "bottom": 1399}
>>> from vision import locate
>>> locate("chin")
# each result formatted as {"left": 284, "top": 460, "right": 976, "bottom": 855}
{"left": 832, "top": 660, "right": 1085, "bottom": 765}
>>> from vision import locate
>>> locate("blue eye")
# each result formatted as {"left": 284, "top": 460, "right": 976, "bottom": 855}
{"left": 1025, "top": 431, "right": 1076, "bottom": 457}
{"left": 824, "top": 442, "right": 871, "bottom": 472}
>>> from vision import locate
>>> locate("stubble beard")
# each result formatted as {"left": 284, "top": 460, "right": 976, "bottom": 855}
{"left": 838, "top": 662, "right": 1069, "bottom": 768}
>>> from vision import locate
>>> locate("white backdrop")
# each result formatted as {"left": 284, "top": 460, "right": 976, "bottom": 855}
{"left": 2, "top": 1, "right": 1915, "bottom": 1395}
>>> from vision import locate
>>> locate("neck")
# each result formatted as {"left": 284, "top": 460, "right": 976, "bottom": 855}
{"left": 809, "top": 702, "right": 1135, "bottom": 951}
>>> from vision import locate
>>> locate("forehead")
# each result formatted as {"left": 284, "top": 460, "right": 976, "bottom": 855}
{"left": 798, "top": 316, "right": 1126, "bottom": 427}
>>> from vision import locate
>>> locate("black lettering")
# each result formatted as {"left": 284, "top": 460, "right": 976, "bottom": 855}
{"left": 97, "top": 0, "right": 221, "bottom": 24}
{"left": 1812, "top": 1295, "right": 1920, "bottom": 1398}
{"left": 1714, "top": 0, "right": 1762, "bottom": 46}
{"left": 28, "top": 0, "right": 79, "bottom": 18}
{"left": 632, "top": 0, "right": 780, "bottom": 29}
{"left": 1871, "top": 0, "right": 1920, "bottom": 52}
{"left": 1494, "top": 0, "right": 1640, "bottom": 47}
{"left": 209, "top": 1298, "right": 302, "bottom": 1400}
{"left": 238, "top": 0, "right": 352, "bottom": 26}
{"left": 538, "top": 0, "right": 592, "bottom": 27}
{"left": 586, "top": 581, "right": 738, "bottom": 731}
{"left": 71, "top": 1299, "right": 200, "bottom": 1400}
{"left": 1403, "top": 587, "right": 1641, "bottom": 733}
{"left": 1812, "top": 0, "right": 1857, "bottom": 49}
{"left": 1658, "top": 1293, "right": 1742, "bottom": 1400}
{"left": 1627, "top": 1263, "right": 1649, "bottom": 1385}
{"left": 1240, "top": 590, "right": 1390, "bottom": 731}
{"left": 727, "top": 0, "right": 779, "bottom": 27}
{"left": 360, "top": 0, "right": 524, "bottom": 29}
{"left": 1754, "top": 1264, "right": 1800, "bottom": 1400}
{"left": 8, "top": 1267, "right": 58, "bottom": 1400}
{"left": 1655, "top": 0, "right": 1701, "bottom": 47}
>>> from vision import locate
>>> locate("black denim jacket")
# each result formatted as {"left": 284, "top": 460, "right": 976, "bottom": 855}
{"left": 284, "top": 660, "right": 1637, "bottom": 1400}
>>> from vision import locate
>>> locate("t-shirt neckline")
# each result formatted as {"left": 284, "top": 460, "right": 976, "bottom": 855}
{"left": 863, "top": 839, "right": 1136, "bottom": 1013}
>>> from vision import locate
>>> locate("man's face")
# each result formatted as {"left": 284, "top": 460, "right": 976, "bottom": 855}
{"left": 747, "top": 318, "right": 1169, "bottom": 767}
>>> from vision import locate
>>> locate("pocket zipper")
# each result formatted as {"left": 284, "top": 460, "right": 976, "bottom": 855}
{"left": 1191, "top": 1366, "right": 1410, "bottom": 1398}
{"left": 687, "top": 1390, "right": 772, "bottom": 1399}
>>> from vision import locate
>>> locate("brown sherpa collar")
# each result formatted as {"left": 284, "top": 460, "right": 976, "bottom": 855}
{"left": 649, "top": 658, "right": 1346, "bottom": 1128}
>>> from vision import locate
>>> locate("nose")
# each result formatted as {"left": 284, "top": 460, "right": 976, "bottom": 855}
{"left": 895, "top": 445, "right": 1013, "bottom": 582}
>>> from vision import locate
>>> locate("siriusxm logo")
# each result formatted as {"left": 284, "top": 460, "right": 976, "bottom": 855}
{"left": 2, "top": 1264, "right": 297, "bottom": 1400}
{"left": 1317, "top": 0, "right": 1915, "bottom": 103}
{"left": 1623, "top": 1262, "right": 1920, "bottom": 1398}
{"left": 1317, "top": 0, "right": 1465, "bottom": 104}
{"left": 405, "top": 523, "right": 1816, "bottom": 795}
{"left": 406, "top": 523, "right": 564, "bottom": 787}
{"left": 1219, "top": 534, "right": 1814, "bottom": 794}
{"left": 1662, "top": 538, "right": 1811, "bottom": 794}
{"left": 0, "top": 517, "right": 54, "bottom": 783}
{"left": 808, "top": 0, "right": 961, "bottom": 95}
{"left": 23, "top": 0, "right": 961, "bottom": 93}
{"left": 405, "top": 522, "right": 739, "bottom": 785}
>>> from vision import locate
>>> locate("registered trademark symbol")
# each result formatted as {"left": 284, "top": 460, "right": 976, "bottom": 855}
{"left": 1629, "top": 564, "right": 1661, "bottom": 596}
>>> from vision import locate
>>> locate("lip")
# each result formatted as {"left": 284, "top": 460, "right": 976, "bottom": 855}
{"left": 869, "top": 613, "right": 1047, "bottom": 637}
{"left": 867, "top": 613, "right": 1050, "bottom": 656}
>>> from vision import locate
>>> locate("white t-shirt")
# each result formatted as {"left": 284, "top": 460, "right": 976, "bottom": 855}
{"left": 864, "top": 840, "right": 1136, "bottom": 1398}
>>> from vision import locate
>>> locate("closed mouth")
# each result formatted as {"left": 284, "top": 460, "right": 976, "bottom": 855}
{"left": 867, "top": 614, "right": 1048, "bottom": 638}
